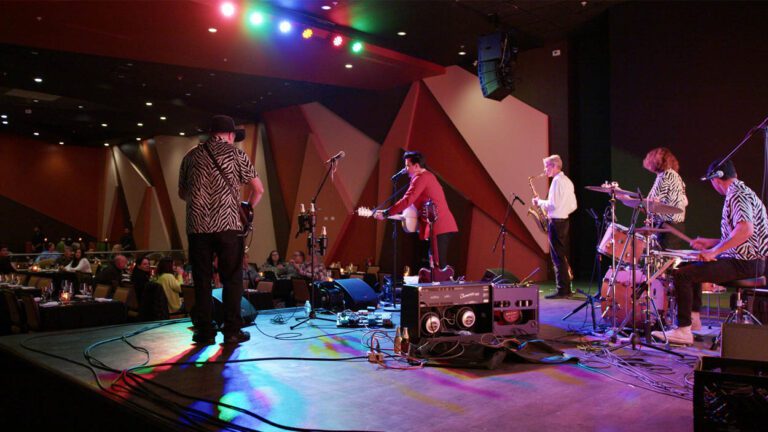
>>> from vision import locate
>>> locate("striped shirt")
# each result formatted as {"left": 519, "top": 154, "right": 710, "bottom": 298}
{"left": 720, "top": 180, "right": 768, "bottom": 260}
{"left": 648, "top": 169, "right": 687, "bottom": 224}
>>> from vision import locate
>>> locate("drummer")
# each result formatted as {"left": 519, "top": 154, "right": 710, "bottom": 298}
{"left": 652, "top": 159, "right": 768, "bottom": 345}
{"left": 642, "top": 147, "right": 688, "bottom": 249}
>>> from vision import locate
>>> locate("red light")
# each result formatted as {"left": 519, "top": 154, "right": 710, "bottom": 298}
{"left": 220, "top": 2, "right": 236, "bottom": 18}
{"left": 332, "top": 35, "right": 344, "bottom": 47}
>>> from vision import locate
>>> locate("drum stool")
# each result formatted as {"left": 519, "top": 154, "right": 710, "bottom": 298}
{"left": 710, "top": 276, "right": 766, "bottom": 350}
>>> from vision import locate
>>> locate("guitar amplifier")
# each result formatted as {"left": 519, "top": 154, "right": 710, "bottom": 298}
{"left": 492, "top": 284, "right": 539, "bottom": 336}
{"left": 401, "top": 282, "right": 493, "bottom": 342}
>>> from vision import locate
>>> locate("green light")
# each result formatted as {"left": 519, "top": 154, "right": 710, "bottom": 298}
{"left": 249, "top": 11, "right": 264, "bottom": 26}
{"left": 351, "top": 41, "right": 364, "bottom": 53}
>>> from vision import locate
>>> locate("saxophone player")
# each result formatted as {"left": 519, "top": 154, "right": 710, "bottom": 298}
{"left": 532, "top": 155, "right": 578, "bottom": 299}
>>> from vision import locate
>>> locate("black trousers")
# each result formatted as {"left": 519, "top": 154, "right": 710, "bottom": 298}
{"left": 188, "top": 230, "right": 244, "bottom": 335}
{"left": 548, "top": 218, "right": 572, "bottom": 293}
{"left": 673, "top": 258, "right": 765, "bottom": 327}
{"left": 421, "top": 232, "right": 455, "bottom": 269}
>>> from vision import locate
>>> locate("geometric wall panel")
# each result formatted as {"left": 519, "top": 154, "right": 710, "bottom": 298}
{"left": 153, "top": 135, "right": 199, "bottom": 251}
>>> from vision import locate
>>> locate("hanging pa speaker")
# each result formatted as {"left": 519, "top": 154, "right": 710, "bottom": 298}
{"left": 212, "top": 288, "right": 257, "bottom": 326}
{"left": 477, "top": 32, "right": 517, "bottom": 101}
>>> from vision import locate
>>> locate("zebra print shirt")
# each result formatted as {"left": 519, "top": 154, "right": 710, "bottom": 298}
{"left": 720, "top": 179, "right": 768, "bottom": 260}
{"left": 648, "top": 169, "right": 688, "bottom": 224}
{"left": 179, "top": 136, "right": 257, "bottom": 234}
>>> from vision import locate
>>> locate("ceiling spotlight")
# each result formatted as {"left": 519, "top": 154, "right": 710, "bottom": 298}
{"left": 137, "top": 122, "right": 143, "bottom": 127}
{"left": 302, "top": 28, "right": 314, "bottom": 39}
{"left": 345, "top": 64, "right": 353, "bottom": 69}
{"left": 458, "top": 51, "right": 466, "bottom": 56}
{"left": 278, "top": 20, "right": 292, "bottom": 34}
{"left": 136, "top": 137, "right": 141, "bottom": 141}
{"left": 321, "top": 5, "right": 331, "bottom": 10}
{"left": 220, "top": 2, "right": 236, "bottom": 18}
{"left": 332, "top": 35, "right": 344, "bottom": 47}
{"left": 145, "top": 101, "right": 153, "bottom": 106}
{"left": 59, "top": 141, "right": 64, "bottom": 145}
{"left": 101, "top": 123, "right": 108, "bottom": 127}
{"left": 34, "top": 77, "right": 43, "bottom": 83}
{"left": 397, "top": 31, "right": 406, "bottom": 36}
{"left": 33, "top": 99, "right": 39, "bottom": 103}
{"left": 0, "top": 114, "right": 6, "bottom": 118}
{"left": 78, "top": 105, "right": 84, "bottom": 109}
{"left": 179, "top": 132, "right": 186, "bottom": 136}
{"left": 2, "top": 121, "right": 8, "bottom": 125}
{"left": 208, "top": 27, "right": 218, "bottom": 33}
{"left": 249, "top": 11, "right": 264, "bottom": 26}
{"left": 160, "top": 116, "right": 167, "bottom": 120}
{"left": 33, "top": 132, "right": 40, "bottom": 136}
{"left": 103, "top": 142, "right": 110, "bottom": 147}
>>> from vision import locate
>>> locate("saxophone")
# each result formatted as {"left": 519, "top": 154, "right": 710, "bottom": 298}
{"left": 527, "top": 173, "right": 549, "bottom": 233}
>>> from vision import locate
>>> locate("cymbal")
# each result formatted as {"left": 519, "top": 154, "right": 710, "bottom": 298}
{"left": 584, "top": 185, "right": 639, "bottom": 198}
{"left": 619, "top": 197, "right": 683, "bottom": 214}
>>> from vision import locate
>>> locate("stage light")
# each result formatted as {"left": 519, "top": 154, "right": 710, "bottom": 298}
{"left": 332, "top": 35, "right": 344, "bottom": 47}
{"left": 278, "top": 20, "right": 292, "bottom": 33}
{"left": 208, "top": 27, "right": 218, "bottom": 33}
{"left": 33, "top": 132, "right": 39, "bottom": 136}
{"left": 321, "top": 5, "right": 332, "bottom": 10}
{"left": 103, "top": 142, "right": 109, "bottom": 147}
{"left": 59, "top": 141, "right": 64, "bottom": 145}
{"left": 220, "top": 2, "right": 236, "bottom": 18}
{"left": 248, "top": 11, "right": 264, "bottom": 26}
{"left": 302, "top": 28, "right": 313, "bottom": 39}
{"left": 34, "top": 77, "right": 43, "bottom": 83}
{"left": 351, "top": 41, "right": 364, "bottom": 53}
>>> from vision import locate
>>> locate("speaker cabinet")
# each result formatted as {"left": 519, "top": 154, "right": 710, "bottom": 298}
{"left": 492, "top": 285, "right": 539, "bottom": 336}
{"left": 212, "top": 288, "right": 257, "bottom": 325}
{"left": 401, "top": 282, "right": 493, "bottom": 343}
{"left": 331, "top": 278, "right": 378, "bottom": 310}
{"left": 722, "top": 323, "right": 768, "bottom": 362}
{"left": 477, "top": 32, "right": 517, "bottom": 101}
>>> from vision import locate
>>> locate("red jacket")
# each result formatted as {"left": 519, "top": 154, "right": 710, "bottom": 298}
{"left": 389, "top": 170, "right": 458, "bottom": 241}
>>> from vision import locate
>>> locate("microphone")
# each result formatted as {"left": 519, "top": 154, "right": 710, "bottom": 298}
{"left": 700, "top": 170, "right": 723, "bottom": 181}
{"left": 391, "top": 168, "right": 407, "bottom": 180}
{"left": 326, "top": 151, "right": 345, "bottom": 164}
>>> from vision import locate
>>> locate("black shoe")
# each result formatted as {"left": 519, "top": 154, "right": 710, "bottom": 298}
{"left": 545, "top": 292, "right": 572, "bottom": 300}
{"left": 192, "top": 330, "right": 217, "bottom": 345}
{"left": 223, "top": 330, "right": 251, "bottom": 345}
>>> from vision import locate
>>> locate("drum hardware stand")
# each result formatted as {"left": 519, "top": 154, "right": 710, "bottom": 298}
{"left": 710, "top": 288, "right": 763, "bottom": 350}
{"left": 602, "top": 187, "right": 627, "bottom": 341}
{"left": 562, "top": 208, "right": 605, "bottom": 332}
{"left": 292, "top": 157, "right": 339, "bottom": 330}
{"left": 610, "top": 192, "right": 682, "bottom": 357}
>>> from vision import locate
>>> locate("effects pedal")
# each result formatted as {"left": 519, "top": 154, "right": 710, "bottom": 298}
{"left": 337, "top": 310, "right": 394, "bottom": 328}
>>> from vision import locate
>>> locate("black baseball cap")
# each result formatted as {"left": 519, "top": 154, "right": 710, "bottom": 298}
{"left": 210, "top": 115, "right": 246, "bottom": 142}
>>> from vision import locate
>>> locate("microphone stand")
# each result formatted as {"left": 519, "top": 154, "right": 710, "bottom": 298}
{"left": 292, "top": 159, "right": 338, "bottom": 330}
{"left": 562, "top": 208, "right": 604, "bottom": 332}
{"left": 491, "top": 194, "right": 522, "bottom": 283}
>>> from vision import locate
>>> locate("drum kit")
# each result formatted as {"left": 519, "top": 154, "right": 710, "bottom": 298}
{"left": 581, "top": 182, "right": 693, "bottom": 349}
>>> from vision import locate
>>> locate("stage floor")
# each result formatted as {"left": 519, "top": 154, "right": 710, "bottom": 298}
{"left": 0, "top": 284, "right": 716, "bottom": 431}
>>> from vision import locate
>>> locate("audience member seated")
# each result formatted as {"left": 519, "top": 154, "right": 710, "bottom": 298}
{"left": 94, "top": 254, "right": 128, "bottom": 288}
{"left": 130, "top": 253, "right": 151, "bottom": 303}
{"left": 286, "top": 250, "right": 327, "bottom": 281}
{"left": 64, "top": 248, "right": 92, "bottom": 273}
{"left": 155, "top": 257, "right": 182, "bottom": 314}
{"left": 55, "top": 246, "right": 73, "bottom": 267}
{"left": 35, "top": 242, "right": 61, "bottom": 264}
{"left": 243, "top": 253, "right": 259, "bottom": 290}
{"left": 0, "top": 246, "right": 16, "bottom": 275}
{"left": 261, "top": 250, "right": 288, "bottom": 278}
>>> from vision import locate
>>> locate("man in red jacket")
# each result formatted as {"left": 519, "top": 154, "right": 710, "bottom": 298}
{"left": 374, "top": 151, "right": 458, "bottom": 268}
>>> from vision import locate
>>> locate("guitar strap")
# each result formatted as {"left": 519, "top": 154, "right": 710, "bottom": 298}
{"left": 202, "top": 142, "right": 239, "bottom": 201}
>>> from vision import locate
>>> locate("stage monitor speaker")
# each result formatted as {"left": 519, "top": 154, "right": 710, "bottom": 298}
{"left": 477, "top": 32, "right": 517, "bottom": 101}
{"left": 722, "top": 323, "right": 768, "bottom": 362}
{"left": 492, "top": 285, "right": 538, "bottom": 336}
{"left": 401, "top": 282, "right": 493, "bottom": 343}
{"left": 212, "top": 288, "right": 257, "bottom": 326}
{"left": 331, "top": 278, "right": 378, "bottom": 310}
{"left": 482, "top": 268, "right": 520, "bottom": 284}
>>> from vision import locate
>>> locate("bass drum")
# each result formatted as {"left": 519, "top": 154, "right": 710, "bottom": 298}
{"left": 600, "top": 267, "right": 669, "bottom": 327}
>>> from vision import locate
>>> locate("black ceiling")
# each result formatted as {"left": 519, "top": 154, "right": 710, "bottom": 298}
{"left": 0, "top": 0, "right": 620, "bottom": 147}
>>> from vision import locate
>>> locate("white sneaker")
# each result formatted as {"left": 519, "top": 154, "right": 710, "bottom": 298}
{"left": 651, "top": 326, "right": 693, "bottom": 345}
{"left": 691, "top": 312, "right": 702, "bottom": 331}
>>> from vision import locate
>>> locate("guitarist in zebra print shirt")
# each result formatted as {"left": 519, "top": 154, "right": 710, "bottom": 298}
{"left": 179, "top": 115, "right": 264, "bottom": 345}
{"left": 643, "top": 147, "right": 688, "bottom": 249}
{"left": 652, "top": 159, "right": 768, "bottom": 345}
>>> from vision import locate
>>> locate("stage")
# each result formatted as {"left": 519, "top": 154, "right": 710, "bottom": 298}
{"left": 0, "top": 284, "right": 713, "bottom": 431}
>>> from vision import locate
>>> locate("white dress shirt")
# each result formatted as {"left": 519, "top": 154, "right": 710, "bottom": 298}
{"left": 538, "top": 172, "right": 577, "bottom": 219}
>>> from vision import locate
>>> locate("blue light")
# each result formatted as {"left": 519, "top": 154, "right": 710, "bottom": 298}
{"left": 278, "top": 20, "right": 292, "bottom": 34}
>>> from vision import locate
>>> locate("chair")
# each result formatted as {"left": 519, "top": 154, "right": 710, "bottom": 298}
{"left": 255, "top": 280, "right": 273, "bottom": 294}
{"left": 1, "top": 290, "right": 25, "bottom": 333}
{"left": 12, "top": 272, "right": 28, "bottom": 285}
{"left": 711, "top": 276, "right": 766, "bottom": 349}
{"left": 27, "top": 275, "right": 41, "bottom": 288}
{"left": 350, "top": 273, "right": 364, "bottom": 280}
{"left": 139, "top": 281, "right": 170, "bottom": 321}
{"left": 93, "top": 283, "right": 112, "bottom": 299}
{"left": 292, "top": 278, "right": 310, "bottom": 304}
{"left": 181, "top": 285, "right": 196, "bottom": 314}
{"left": 377, "top": 273, "right": 391, "bottom": 292}
{"left": 20, "top": 295, "right": 40, "bottom": 332}
{"left": 35, "top": 277, "right": 53, "bottom": 290}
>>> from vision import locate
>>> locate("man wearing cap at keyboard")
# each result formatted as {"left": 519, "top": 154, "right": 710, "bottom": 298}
{"left": 653, "top": 159, "right": 768, "bottom": 345}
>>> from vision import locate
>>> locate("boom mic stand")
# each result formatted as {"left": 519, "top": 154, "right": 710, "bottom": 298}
{"left": 292, "top": 158, "right": 339, "bottom": 330}
{"left": 491, "top": 193, "right": 523, "bottom": 284}
{"left": 562, "top": 208, "right": 605, "bottom": 332}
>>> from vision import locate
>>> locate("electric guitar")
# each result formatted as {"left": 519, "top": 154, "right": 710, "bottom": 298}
{"left": 417, "top": 199, "right": 455, "bottom": 283}
{"left": 239, "top": 201, "right": 254, "bottom": 236}
{"left": 355, "top": 205, "right": 418, "bottom": 233}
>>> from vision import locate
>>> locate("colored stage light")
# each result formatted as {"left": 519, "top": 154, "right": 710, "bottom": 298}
{"left": 220, "top": 2, "right": 236, "bottom": 18}
{"left": 248, "top": 11, "right": 264, "bottom": 26}
{"left": 332, "top": 35, "right": 344, "bottom": 47}
{"left": 278, "top": 20, "right": 292, "bottom": 33}
{"left": 302, "top": 28, "right": 314, "bottom": 39}
{"left": 351, "top": 41, "right": 364, "bottom": 53}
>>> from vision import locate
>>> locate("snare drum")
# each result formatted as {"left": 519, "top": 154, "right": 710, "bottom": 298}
{"left": 598, "top": 223, "right": 648, "bottom": 264}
